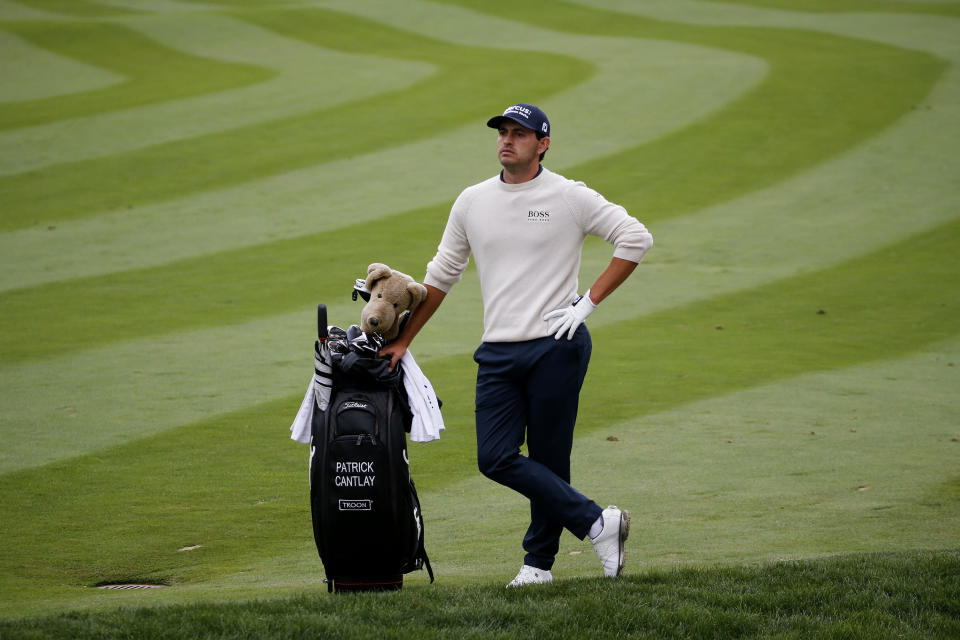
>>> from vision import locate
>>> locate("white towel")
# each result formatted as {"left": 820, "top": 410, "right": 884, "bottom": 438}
{"left": 401, "top": 351, "right": 445, "bottom": 443}
{"left": 289, "top": 340, "right": 332, "bottom": 444}
{"left": 289, "top": 376, "right": 315, "bottom": 444}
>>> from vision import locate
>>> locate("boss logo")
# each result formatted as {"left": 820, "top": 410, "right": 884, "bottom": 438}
{"left": 339, "top": 499, "right": 373, "bottom": 511}
{"left": 527, "top": 210, "right": 550, "bottom": 222}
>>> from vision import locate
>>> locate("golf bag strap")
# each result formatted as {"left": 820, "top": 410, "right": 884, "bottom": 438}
{"left": 423, "top": 548, "right": 434, "bottom": 584}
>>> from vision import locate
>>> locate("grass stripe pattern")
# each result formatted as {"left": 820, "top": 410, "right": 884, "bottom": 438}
{"left": 0, "top": 0, "right": 957, "bottom": 635}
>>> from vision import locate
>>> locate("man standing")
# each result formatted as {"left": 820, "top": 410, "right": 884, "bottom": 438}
{"left": 381, "top": 103, "right": 653, "bottom": 586}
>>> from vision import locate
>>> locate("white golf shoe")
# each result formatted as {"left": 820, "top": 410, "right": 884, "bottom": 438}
{"left": 591, "top": 505, "right": 630, "bottom": 578}
{"left": 506, "top": 564, "right": 553, "bottom": 588}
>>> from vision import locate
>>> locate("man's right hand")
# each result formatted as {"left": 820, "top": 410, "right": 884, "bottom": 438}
{"left": 379, "top": 341, "right": 408, "bottom": 371}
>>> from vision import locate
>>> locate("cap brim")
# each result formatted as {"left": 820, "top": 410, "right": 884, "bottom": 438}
{"left": 487, "top": 114, "right": 536, "bottom": 131}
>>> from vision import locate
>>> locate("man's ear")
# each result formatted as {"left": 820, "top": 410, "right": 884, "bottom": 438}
{"left": 538, "top": 136, "right": 550, "bottom": 155}
{"left": 365, "top": 263, "right": 392, "bottom": 291}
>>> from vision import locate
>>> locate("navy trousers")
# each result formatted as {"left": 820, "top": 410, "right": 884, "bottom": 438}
{"left": 473, "top": 325, "right": 603, "bottom": 571}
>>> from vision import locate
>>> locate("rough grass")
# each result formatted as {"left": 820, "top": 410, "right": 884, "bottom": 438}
{"left": 1, "top": 551, "right": 957, "bottom": 639}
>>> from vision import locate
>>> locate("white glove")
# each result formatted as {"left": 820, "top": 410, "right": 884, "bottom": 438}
{"left": 543, "top": 290, "right": 597, "bottom": 340}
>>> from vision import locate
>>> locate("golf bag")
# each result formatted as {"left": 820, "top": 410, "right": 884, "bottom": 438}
{"left": 309, "top": 306, "right": 433, "bottom": 593}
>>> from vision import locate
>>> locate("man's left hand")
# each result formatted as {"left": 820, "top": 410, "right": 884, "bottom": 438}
{"left": 543, "top": 290, "right": 597, "bottom": 340}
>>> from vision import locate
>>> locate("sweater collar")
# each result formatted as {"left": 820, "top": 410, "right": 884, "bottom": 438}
{"left": 499, "top": 164, "right": 544, "bottom": 184}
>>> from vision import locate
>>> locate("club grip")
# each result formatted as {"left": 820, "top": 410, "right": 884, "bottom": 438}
{"left": 317, "top": 304, "right": 328, "bottom": 340}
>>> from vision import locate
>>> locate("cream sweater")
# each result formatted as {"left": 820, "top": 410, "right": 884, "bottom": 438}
{"left": 424, "top": 167, "right": 653, "bottom": 342}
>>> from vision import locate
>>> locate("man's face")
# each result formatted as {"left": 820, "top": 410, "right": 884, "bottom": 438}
{"left": 497, "top": 121, "right": 549, "bottom": 170}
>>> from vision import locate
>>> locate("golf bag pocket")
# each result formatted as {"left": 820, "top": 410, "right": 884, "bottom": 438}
{"left": 333, "top": 393, "right": 379, "bottom": 439}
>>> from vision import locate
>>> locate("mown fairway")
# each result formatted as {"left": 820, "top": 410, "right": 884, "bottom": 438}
{"left": 1, "top": 0, "right": 958, "bottom": 634}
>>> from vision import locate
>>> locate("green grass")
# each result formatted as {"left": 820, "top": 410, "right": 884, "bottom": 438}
{"left": 9, "top": 0, "right": 141, "bottom": 18}
{"left": 1, "top": 0, "right": 958, "bottom": 636}
{"left": 0, "top": 9, "right": 591, "bottom": 230}
{"left": 705, "top": 0, "right": 960, "bottom": 17}
{"left": 1, "top": 551, "right": 957, "bottom": 639}
{"left": 0, "top": 20, "right": 273, "bottom": 131}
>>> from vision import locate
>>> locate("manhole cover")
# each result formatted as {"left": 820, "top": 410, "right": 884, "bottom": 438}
{"left": 97, "top": 584, "right": 166, "bottom": 590}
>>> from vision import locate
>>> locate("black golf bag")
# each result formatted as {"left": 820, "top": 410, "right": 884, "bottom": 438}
{"left": 309, "top": 306, "right": 433, "bottom": 593}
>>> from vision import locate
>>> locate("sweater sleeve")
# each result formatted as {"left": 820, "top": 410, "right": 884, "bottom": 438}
{"left": 566, "top": 181, "right": 652, "bottom": 263}
{"left": 424, "top": 188, "right": 474, "bottom": 292}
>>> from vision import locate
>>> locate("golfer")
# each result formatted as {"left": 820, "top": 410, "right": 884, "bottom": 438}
{"left": 381, "top": 103, "right": 653, "bottom": 586}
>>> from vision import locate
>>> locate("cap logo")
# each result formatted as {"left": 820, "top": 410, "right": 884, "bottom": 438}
{"left": 505, "top": 105, "right": 532, "bottom": 119}
{"left": 541, "top": 122, "right": 548, "bottom": 133}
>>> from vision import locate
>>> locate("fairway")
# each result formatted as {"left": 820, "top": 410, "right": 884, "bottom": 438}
{"left": 1, "top": 0, "right": 958, "bottom": 632}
